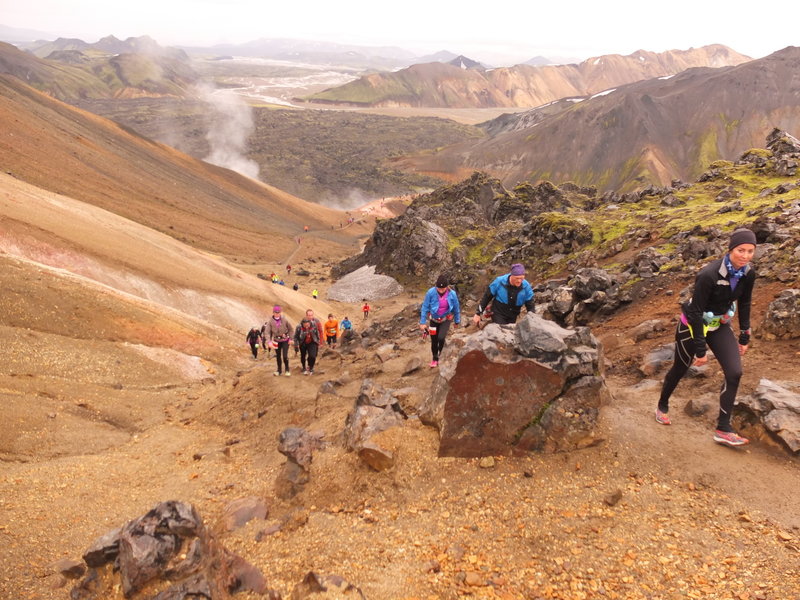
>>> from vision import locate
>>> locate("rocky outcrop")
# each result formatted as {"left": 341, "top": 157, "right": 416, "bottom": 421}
{"left": 332, "top": 216, "right": 452, "bottom": 283}
{"left": 332, "top": 173, "right": 597, "bottom": 290}
{"left": 72, "top": 501, "right": 274, "bottom": 599}
{"left": 535, "top": 268, "right": 629, "bottom": 326}
{"left": 419, "top": 314, "right": 608, "bottom": 457}
{"left": 739, "top": 379, "right": 800, "bottom": 453}
{"left": 759, "top": 289, "right": 800, "bottom": 340}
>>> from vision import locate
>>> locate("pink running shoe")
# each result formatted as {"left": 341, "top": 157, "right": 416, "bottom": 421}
{"left": 429, "top": 360, "right": 438, "bottom": 368}
{"left": 713, "top": 430, "right": 749, "bottom": 447}
{"left": 655, "top": 408, "right": 671, "bottom": 425}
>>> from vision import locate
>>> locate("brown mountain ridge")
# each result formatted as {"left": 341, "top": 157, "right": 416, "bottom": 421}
{"left": 305, "top": 44, "right": 750, "bottom": 108}
{"left": 396, "top": 46, "right": 800, "bottom": 191}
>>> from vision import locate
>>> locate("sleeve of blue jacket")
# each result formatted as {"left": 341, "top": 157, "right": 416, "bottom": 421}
{"left": 450, "top": 289, "right": 461, "bottom": 324}
{"left": 420, "top": 288, "right": 435, "bottom": 324}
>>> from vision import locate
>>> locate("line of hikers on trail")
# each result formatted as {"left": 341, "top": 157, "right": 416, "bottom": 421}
{"left": 247, "top": 227, "right": 760, "bottom": 448}
{"left": 247, "top": 307, "right": 353, "bottom": 376}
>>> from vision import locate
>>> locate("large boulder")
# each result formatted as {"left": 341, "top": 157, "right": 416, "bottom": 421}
{"left": 759, "top": 289, "right": 800, "bottom": 340}
{"left": 343, "top": 379, "right": 407, "bottom": 469}
{"left": 738, "top": 379, "right": 800, "bottom": 453}
{"left": 326, "top": 265, "right": 404, "bottom": 302}
{"left": 419, "top": 314, "right": 609, "bottom": 457}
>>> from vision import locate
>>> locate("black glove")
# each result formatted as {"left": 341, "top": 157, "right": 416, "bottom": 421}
{"left": 693, "top": 338, "right": 707, "bottom": 359}
{"left": 738, "top": 331, "right": 751, "bottom": 346}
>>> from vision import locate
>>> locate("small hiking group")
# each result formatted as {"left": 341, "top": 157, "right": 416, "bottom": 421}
{"left": 246, "top": 308, "right": 353, "bottom": 376}
{"left": 419, "top": 263, "right": 533, "bottom": 367}
{"left": 421, "top": 227, "right": 759, "bottom": 448}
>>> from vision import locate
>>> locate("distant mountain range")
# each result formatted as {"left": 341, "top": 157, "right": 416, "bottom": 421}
{"left": 304, "top": 44, "right": 751, "bottom": 108}
{"left": 0, "top": 27, "right": 571, "bottom": 70}
{"left": 394, "top": 46, "right": 800, "bottom": 191}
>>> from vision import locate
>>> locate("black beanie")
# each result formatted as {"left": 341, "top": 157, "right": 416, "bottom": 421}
{"left": 435, "top": 274, "right": 449, "bottom": 288}
{"left": 728, "top": 228, "right": 757, "bottom": 250}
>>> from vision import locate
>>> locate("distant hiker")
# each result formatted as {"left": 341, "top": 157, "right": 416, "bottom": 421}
{"left": 419, "top": 274, "right": 461, "bottom": 368}
{"left": 324, "top": 314, "right": 340, "bottom": 348}
{"left": 312, "top": 288, "right": 319, "bottom": 299}
{"left": 245, "top": 327, "right": 263, "bottom": 359}
{"left": 286, "top": 264, "right": 292, "bottom": 275}
{"left": 263, "top": 305, "right": 293, "bottom": 376}
{"left": 472, "top": 263, "right": 535, "bottom": 326}
{"left": 294, "top": 309, "right": 324, "bottom": 375}
{"left": 292, "top": 282, "right": 299, "bottom": 291}
{"left": 271, "top": 273, "right": 278, "bottom": 283}
{"left": 340, "top": 316, "right": 352, "bottom": 333}
{"left": 362, "top": 301, "right": 370, "bottom": 319}
{"left": 304, "top": 225, "right": 309, "bottom": 232}
{"left": 655, "top": 228, "right": 757, "bottom": 447}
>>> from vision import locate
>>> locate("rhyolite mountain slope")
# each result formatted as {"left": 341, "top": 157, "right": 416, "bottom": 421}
{"left": 0, "top": 73, "right": 351, "bottom": 262}
{"left": 0, "top": 39, "right": 197, "bottom": 99}
{"left": 396, "top": 46, "right": 800, "bottom": 192}
{"left": 305, "top": 44, "right": 750, "bottom": 108}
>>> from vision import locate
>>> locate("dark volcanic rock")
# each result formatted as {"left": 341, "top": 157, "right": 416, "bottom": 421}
{"left": 766, "top": 128, "right": 800, "bottom": 156}
{"left": 275, "top": 428, "right": 325, "bottom": 499}
{"left": 333, "top": 216, "right": 452, "bottom": 281}
{"left": 760, "top": 289, "right": 800, "bottom": 340}
{"left": 72, "top": 501, "right": 274, "bottom": 600}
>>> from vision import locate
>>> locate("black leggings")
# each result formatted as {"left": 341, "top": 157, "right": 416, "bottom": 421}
{"left": 249, "top": 342, "right": 259, "bottom": 358}
{"left": 428, "top": 319, "right": 452, "bottom": 361}
{"left": 274, "top": 340, "right": 289, "bottom": 373}
{"left": 299, "top": 342, "right": 319, "bottom": 371}
{"left": 658, "top": 321, "right": 742, "bottom": 431}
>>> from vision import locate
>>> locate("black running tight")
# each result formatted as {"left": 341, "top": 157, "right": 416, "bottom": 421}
{"left": 658, "top": 321, "right": 742, "bottom": 431}
{"left": 428, "top": 319, "right": 452, "bottom": 361}
{"left": 299, "top": 342, "right": 318, "bottom": 371}
{"left": 274, "top": 341, "right": 289, "bottom": 373}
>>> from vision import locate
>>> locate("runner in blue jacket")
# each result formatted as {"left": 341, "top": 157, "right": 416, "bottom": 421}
{"left": 419, "top": 274, "right": 461, "bottom": 368}
{"left": 473, "top": 263, "right": 535, "bottom": 326}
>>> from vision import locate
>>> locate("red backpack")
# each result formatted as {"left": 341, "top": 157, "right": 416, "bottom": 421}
{"left": 301, "top": 320, "right": 314, "bottom": 344}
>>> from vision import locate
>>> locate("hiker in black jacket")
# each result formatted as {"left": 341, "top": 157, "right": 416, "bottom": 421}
{"left": 655, "top": 228, "right": 757, "bottom": 447}
{"left": 245, "top": 327, "right": 263, "bottom": 359}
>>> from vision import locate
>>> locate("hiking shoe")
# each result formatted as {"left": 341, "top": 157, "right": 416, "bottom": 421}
{"left": 713, "top": 430, "right": 749, "bottom": 447}
{"left": 302, "top": 369, "right": 310, "bottom": 375}
{"left": 429, "top": 360, "right": 438, "bottom": 368}
{"left": 308, "top": 370, "right": 314, "bottom": 375}
{"left": 655, "top": 408, "right": 671, "bottom": 425}
{"left": 273, "top": 371, "right": 281, "bottom": 377}
{"left": 283, "top": 371, "right": 291, "bottom": 377}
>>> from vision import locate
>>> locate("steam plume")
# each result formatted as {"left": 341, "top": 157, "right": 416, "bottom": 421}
{"left": 195, "top": 83, "right": 260, "bottom": 180}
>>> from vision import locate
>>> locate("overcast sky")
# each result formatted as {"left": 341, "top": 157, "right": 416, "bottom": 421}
{"left": 3, "top": 0, "right": 797, "bottom": 64}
